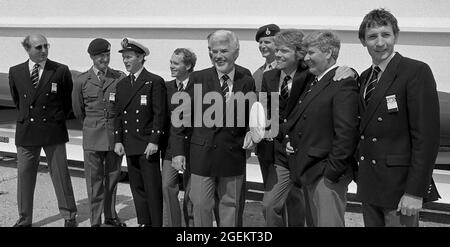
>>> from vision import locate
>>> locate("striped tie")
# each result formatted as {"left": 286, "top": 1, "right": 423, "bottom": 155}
{"left": 130, "top": 74, "right": 135, "bottom": 86}
{"left": 280, "top": 75, "right": 291, "bottom": 101}
{"left": 31, "top": 63, "right": 40, "bottom": 88}
{"left": 364, "top": 66, "right": 381, "bottom": 104}
{"left": 221, "top": 74, "right": 230, "bottom": 98}
{"left": 177, "top": 82, "right": 184, "bottom": 92}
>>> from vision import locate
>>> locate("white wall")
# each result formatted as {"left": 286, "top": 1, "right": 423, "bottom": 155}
{"left": 0, "top": 0, "right": 449, "bottom": 92}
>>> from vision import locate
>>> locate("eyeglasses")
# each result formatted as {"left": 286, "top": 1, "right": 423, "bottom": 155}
{"left": 34, "top": 44, "right": 50, "bottom": 50}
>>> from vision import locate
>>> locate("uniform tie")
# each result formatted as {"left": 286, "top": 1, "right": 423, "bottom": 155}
{"left": 31, "top": 63, "right": 40, "bottom": 88}
{"left": 364, "top": 66, "right": 381, "bottom": 104}
{"left": 97, "top": 70, "right": 105, "bottom": 82}
{"left": 130, "top": 74, "right": 135, "bottom": 86}
{"left": 221, "top": 74, "right": 230, "bottom": 98}
{"left": 280, "top": 75, "right": 291, "bottom": 101}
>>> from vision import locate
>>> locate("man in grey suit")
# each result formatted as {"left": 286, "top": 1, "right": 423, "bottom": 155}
{"left": 9, "top": 34, "right": 77, "bottom": 227}
{"left": 72, "top": 38, "right": 127, "bottom": 227}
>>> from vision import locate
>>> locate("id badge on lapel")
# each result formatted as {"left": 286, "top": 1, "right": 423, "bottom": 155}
{"left": 51, "top": 82, "right": 57, "bottom": 93}
{"left": 109, "top": 92, "right": 116, "bottom": 102}
{"left": 386, "top": 95, "right": 399, "bottom": 113}
{"left": 140, "top": 95, "right": 147, "bottom": 106}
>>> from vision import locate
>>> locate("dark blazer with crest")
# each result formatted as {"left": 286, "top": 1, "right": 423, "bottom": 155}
{"left": 72, "top": 67, "right": 126, "bottom": 151}
{"left": 114, "top": 68, "right": 167, "bottom": 156}
{"left": 356, "top": 53, "right": 440, "bottom": 208}
{"left": 9, "top": 59, "right": 73, "bottom": 146}
{"left": 257, "top": 64, "right": 311, "bottom": 167}
{"left": 284, "top": 67, "right": 359, "bottom": 186}
{"left": 170, "top": 66, "right": 255, "bottom": 177}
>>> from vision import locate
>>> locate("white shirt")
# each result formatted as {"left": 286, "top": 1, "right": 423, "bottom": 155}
{"left": 28, "top": 59, "right": 46, "bottom": 81}
{"left": 317, "top": 64, "right": 338, "bottom": 82}
{"left": 278, "top": 69, "right": 296, "bottom": 94}
{"left": 176, "top": 77, "right": 189, "bottom": 90}
{"left": 131, "top": 66, "right": 144, "bottom": 81}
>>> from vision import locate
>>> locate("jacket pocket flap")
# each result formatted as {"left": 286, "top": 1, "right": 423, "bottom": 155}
{"left": 386, "top": 155, "right": 411, "bottom": 167}
{"left": 190, "top": 135, "right": 206, "bottom": 146}
{"left": 307, "top": 147, "right": 329, "bottom": 158}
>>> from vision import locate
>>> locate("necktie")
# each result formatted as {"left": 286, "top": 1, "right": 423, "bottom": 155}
{"left": 177, "top": 82, "right": 184, "bottom": 92}
{"left": 280, "top": 75, "right": 291, "bottom": 101}
{"left": 221, "top": 74, "right": 230, "bottom": 98}
{"left": 130, "top": 74, "right": 135, "bottom": 86}
{"left": 31, "top": 63, "right": 40, "bottom": 88}
{"left": 364, "top": 66, "right": 381, "bottom": 104}
{"left": 301, "top": 77, "right": 318, "bottom": 100}
{"left": 97, "top": 70, "right": 105, "bottom": 82}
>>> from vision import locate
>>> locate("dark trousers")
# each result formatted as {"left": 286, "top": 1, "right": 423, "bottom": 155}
{"left": 84, "top": 150, "right": 122, "bottom": 226}
{"left": 127, "top": 154, "right": 162, "bottom": 226}
{"left": 16, "top": 144, "right": 77, "bottom": 225}
{"left": 362, "top": 202, "right": 419, "bottom": 227}
{"left": 162, "top": 159, "right": 193, "bottom": 227}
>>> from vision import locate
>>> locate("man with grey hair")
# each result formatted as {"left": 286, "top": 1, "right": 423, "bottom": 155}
{"left": 285, "top": 31, "right": 359, "bottom": 226}
{"left": 9, "top": 34, "right": 77, "bottom": 227}
{"left": 171, "top": 30, "right": 256, "bottom": 227}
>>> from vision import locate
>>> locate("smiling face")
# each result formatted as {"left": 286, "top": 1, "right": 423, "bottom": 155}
{"left": 362, "top": 24, "right": 398, "bottom": 65}
{"left": 258, "top": 36, "right": 276, "bottom": 61}
{"left": 275, "top": 44, "right": 299, "bottom": 73}
{"left": 170, "top": 53, "right": 190, "bottom": 80}
{"left": 304, "top": 46, "right": 332, "bottom": 76}
{"left": 209, "top": 36, "right": 238, "bottom": 74}
{"left": 27, "top": 35, "right": 49, "bottom": 63}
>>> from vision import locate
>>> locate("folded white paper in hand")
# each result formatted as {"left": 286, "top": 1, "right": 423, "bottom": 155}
{"left": 248, "top": 101, "right": 266, "bottom": 144}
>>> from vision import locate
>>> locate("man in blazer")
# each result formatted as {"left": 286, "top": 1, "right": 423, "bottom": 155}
{"left": 285, "top": 31, "right": 359, "bottom": 226}
{"left": 356, "top": 9, "right": 440, "bottom": 227}
{"left": 259, "top": 29, "right": 309, "bottom": 227}
{"left": 171, "top": 30, "right": 255, "bottom": 227}
{"left": 9, "top": 34, "right": 77, "bottom": 227}
{"left": 162, "top": 48, "right": 196, "bottom": 227}
{"left": 72, "top": 38, "right": 127, "bottom": 227}
{"left": 114, "top": 38, "right": 167, "bottom": 227}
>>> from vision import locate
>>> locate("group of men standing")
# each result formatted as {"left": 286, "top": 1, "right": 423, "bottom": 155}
{"left": 8, "top": 8, "right": 440, "bottom": 227}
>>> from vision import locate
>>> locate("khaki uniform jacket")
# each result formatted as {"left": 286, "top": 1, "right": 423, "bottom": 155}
{"left": 72, "top": 67, "right": 126, "bottom": 151}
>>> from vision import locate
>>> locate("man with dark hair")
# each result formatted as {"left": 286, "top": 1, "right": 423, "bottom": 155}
{"left": 114, "top": 37, "right": 167, "bottom": 227}
{"left": 162, "top": 48, "right": 196, "bottom": 226}
{"left": 72, "top": 38, "right": 127, "bottom": 227}
{"left": 9, "top": 34, "right": 77, "bottom": 227}
{"left": 356, "top": 8, "right": 440, "bottom": 227}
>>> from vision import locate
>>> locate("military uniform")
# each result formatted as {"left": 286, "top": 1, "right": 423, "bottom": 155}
{"left": 72, "top": 64, "right": 126, "bottom": 226}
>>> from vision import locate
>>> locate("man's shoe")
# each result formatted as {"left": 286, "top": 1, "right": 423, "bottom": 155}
{"left": 104, "top": 218, "right": 126, "bottom": 227}
{"left": 12, "top": 222, "right": 31, "bottom": 227}
{"left": 64, "top": 219, "right": 78, "bottom": 227}
{"left": 138, "top": 224, "right": 151, "bottom": 227}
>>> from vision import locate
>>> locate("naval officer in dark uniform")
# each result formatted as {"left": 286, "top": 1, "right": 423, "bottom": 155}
{"left": 72, "top": 38, "right": 127, "bottom": 227}
{"left": 114, "top": 38, "right": 167, "bottom": 227}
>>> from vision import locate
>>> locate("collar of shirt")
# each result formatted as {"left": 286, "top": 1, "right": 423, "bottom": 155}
{"left": 176, "top": 77, "right": 189, "bottom": 89}
{"left": 317, "top": 64, "right": 338, "bottom": 82}
{"left": 131, "top": 66, "right": 145, "bottom": 81}
{"left": 372, "top": 51, "right": 396, "bottom": 77}
{"left": 217, "top": 68, "right": 235, "bottom": 86}
{"left": 28, "top": 59, "right": 46, "bottom": 75}
{"left": 92, "top": 66, "right": 108, "bottom": 78}
{"left": 264, "top": 60, "right": 277, "bottom": 72}
{"left": 279, "top": 69, "right": 297, "bottom": 92}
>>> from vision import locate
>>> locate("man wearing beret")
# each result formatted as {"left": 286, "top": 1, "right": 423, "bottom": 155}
{"left": 72, "top": 38, "right": 127, "bottom": 227}
{"left": 114, "top": 37, "right": 167, "bottom": 227}
{"left": 9, "top": 34, "right": 77, "bottom": 227}
{"left": 253, "top": 24, "right": 280, "bottom": 92}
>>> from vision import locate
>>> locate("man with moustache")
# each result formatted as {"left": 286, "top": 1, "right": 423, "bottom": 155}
{"left": 9, "top": 34, "right": 77, "bottom": 227}
{"left": 171, "top": 30, "right": 256, "bottom": 227}
{"left": 356, "top": 9, "right": 440, "bottom": 227}
{"left": 162, "top": 48, "right": 196, "bottom": 227}
{"left": 72, "top": 38, "right": 127, "bottom": 227}
{"left": 114, "top": 37, "right": 167, "bottom": 227}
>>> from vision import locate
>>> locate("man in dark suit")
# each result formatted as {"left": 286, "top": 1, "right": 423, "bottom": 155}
{"left": 9, "top": 34, "right": 77, "bottom": 227}
{"left": 356, "top": 9, "right": 440, "bottom": 227}
{"left": 259, "top": 29, "right": 309, "bottom": 227}
{"left": 285, "top": 31, "right": 359, "bottom": 226}
{"left": 162, "top": 48, "right": 196, "bottom": 227}
{"left": 72, "top": 38, "right": 127, "bottom": 227}
{"left": 171, "top": 30, "right": 256, "bottom": 227}
{"left": 114, "top": 37, "right": 167, "bottom": 227}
